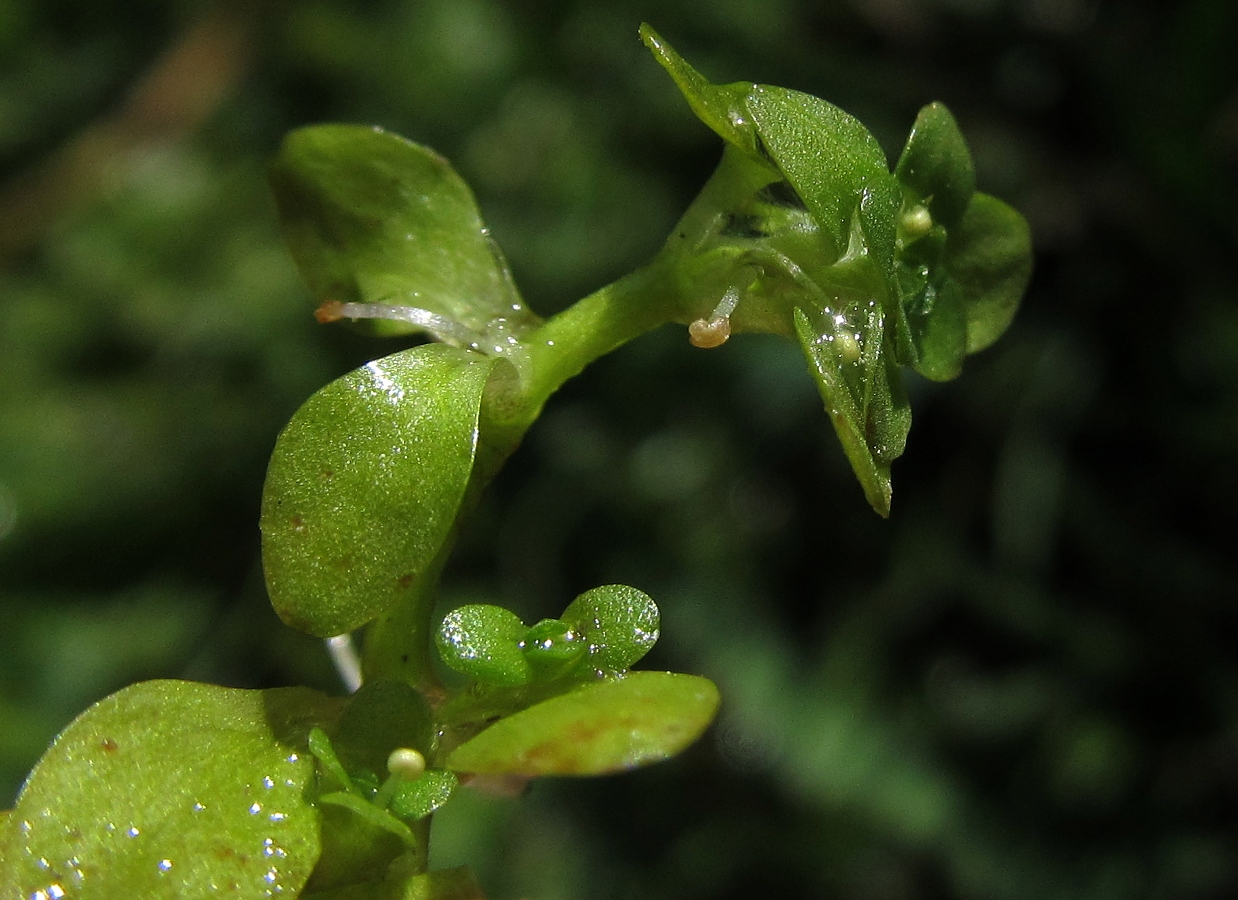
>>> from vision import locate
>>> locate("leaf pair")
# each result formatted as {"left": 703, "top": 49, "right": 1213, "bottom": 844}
{"left": 431, "top": 585, "right": 718, "bottom": 778}
{"left": 435, "top": 584, "right": 660, "bottom": 687}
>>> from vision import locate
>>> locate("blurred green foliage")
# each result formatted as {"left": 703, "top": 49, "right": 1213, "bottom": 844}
{"left": 1, "top": 1, "right": 1236, "bottom": 898}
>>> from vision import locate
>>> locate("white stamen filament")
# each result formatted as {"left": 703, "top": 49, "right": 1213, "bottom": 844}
{"left": 317, "top": 300, "right": 482, "bottom": 349}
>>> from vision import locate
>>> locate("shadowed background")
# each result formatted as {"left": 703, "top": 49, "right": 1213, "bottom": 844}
{"left": 2, "top": 1, "right": 1236, "bottom": 897}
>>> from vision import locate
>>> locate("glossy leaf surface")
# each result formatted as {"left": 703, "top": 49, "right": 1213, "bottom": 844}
{"left": 270, "top": 124, "right": 534, "bottom": 339}
{"left": 561, "top": 584, "right": 660, "bottom": 671}
{"left": 794, "top": 306, "right": 910, "bottom": 516}
{"left": 445, "top": 672, "right": 720, "bottom": 776}
{"left": 436, "top": 604, "right": 533, "bottom": 687}
{"left": 261, "top": 344, "right": 494, "bottom": 636}
{"left": 389, "top": 770, "right": 459, "bottom": 821}
{"left": 1, "top": 680, "right": 338, "bottom": 899}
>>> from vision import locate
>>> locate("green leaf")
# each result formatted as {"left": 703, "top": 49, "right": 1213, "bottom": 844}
{"left": 304, "top": 865, "right": 487, "bottom": 899}
{"left": 639, "top": 24, "right": 761, "bottom": 157}
{"left": 794, "top": 306, "right": 911, "bottom": 516}
{"left": 317, "top": 793, "right": 415, "bottom": 847}
{"left": 643, "top": 23, "right": 887, "bottom": 261}
{"left": 904, "top": 275, "right": 968, "bottom": 382}
{"left": 261, "top": 344, "right": 494, "bottom": 637}
{"left": 436, "top": 604, "right": 532, "bottom": 687}
{"left": 745, "top": 87, "right": 890, "bottom": 258}
{"left": 947, "top": 192, "right": 1034, "bottom": 353}
{"left": 894, "top": 102, "right": 977, "bottom": 228}
{"left": 445, "top": 672, "right": 720, "bottom": 776}
{"left": 2, "top": 680, "right": 338, "bottom": 899}
{"left": 519, "top": 619, "right": 588, "bottom": 674}
{"left": 332, "top": 680, "right": 435, "bottom": 777}
{"left": 389, "top": 770, "right": 459, "bottom": 821}
{"left": 270, "top": 123, "right": 535, "bottom": 340}
{"left": 560, "top": 584, "right": 660, "bottom": 671}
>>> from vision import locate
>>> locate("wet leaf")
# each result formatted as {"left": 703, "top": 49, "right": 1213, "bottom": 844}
{"left": 445, "top": 672, "right": 720, "bottom": 776}
{"left": 1, "top": 680, "right": 338, "bottom": 899}
{"left": 261, "top": 344, "right": 494, "bottom": 637}
{"left": 436, "top": 604, "right": 532, "bottom": 687}
{"left": 389, "top": 770, "right": 459, "bottom": 821}
{"left": 794, "top": 306, "right": 911, "bottom": 516}
{"left": 270, "top": 124, "right": 534, "bottom": 339}
{"left": 560, "top": 584, "right": 660, "bottom": 671}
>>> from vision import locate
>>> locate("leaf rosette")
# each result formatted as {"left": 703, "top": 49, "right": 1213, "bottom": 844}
{"left": 642, "top": 25, "right": 1031, "bottom": 514}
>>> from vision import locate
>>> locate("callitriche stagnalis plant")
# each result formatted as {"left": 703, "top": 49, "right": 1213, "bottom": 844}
{"left": 1, "top": 24, "right": 1030, "bottom": 899}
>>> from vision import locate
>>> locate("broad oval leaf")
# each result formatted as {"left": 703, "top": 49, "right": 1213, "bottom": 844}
{"left": 436, "top": 604, "right": 532, "bottom": 687}
{"left": 560, "top": 584, "right": 660, "bottom": 671}
{"left": 894, "top": 103, "right": 977, "bottom": 228}
{"left": 947, "top": 192, "right": 1034, "bottom": 353}
{"left": 445, "top": 672, "right": 720, "bottom": 776}
{"left": 1, "top": 680, "right": 338, "bottom": 899}
{"left": 261, "top": 344, "right": 494, "bottom": 636}
{"left": 270, "top": 123, "right": 536, "bottom": 340}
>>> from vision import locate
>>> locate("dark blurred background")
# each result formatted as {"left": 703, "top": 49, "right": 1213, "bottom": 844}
{"left": 2, "top": 0, "right": 1236, "bottom": 897}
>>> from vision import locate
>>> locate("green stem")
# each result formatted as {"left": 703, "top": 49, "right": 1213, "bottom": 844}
{"left": 506, "top": 256, "right": 686, "bottom": 424}
{"left": 360, "top": 549, "right": 449, "bottom": 697}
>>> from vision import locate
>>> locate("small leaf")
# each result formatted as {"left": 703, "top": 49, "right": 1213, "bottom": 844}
{"left": 643, "top": 24, "right": 887, "bottom": 263}
{"left": 894, "top": 102, "right": 977, "bottom": 228}
{"left": 332, "top": 680, "right": 434, "bottom": 778}
{"left": 389, "top": 770, "right": 459, "bottom": 821}
{"left": 520, "top": 618, "right": 588, "bottom": 673}
{"left": 436, "top": 604, "right": 532, "bottom": 687}
{"left": 946, "top": 192, "right": 1033, "bottom": 353}
{"left": 445, "top": 672, "right": 720, "bottom": 776}
{"left": 270, "top": 124, "right": 535, "bottom": 339}
{"left": 261, "top": 344, "right": 494, "bottom": 637}
{"left": 639, "top": 24, "right": 761, "bottom": 158}
{"left": 745, "top": 87, "right": 890, "bottom": 258}
{"left": 317, "top": 793, "right": 415, "bottom": 847}
{"left": 2, "top": 680, "right": 338, "bottom": 899}
{"left": 794, "top": 306, "right": 911, "bottom": 516}
{"left": 909, "top": 277, "right": 968, "bottom": 382}
{"left": 561, "top": 584, "right": 660, "bottom": 671}
{"left": 310, "top": 726, "right": 357, "bottom": 795}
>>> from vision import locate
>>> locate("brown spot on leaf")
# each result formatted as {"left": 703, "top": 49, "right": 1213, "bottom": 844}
{"left": 397, "top": 572, "right": 415, "bottom": 589}
{"left": 100, "top": 738, "right": 118, "bottom": 753}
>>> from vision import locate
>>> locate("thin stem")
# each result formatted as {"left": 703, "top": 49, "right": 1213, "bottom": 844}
{"left": 360, "top": 549, "right": 450, "bottom": 697}
{"left": 502, "top": 257, "right": 685, "bottom": 424}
